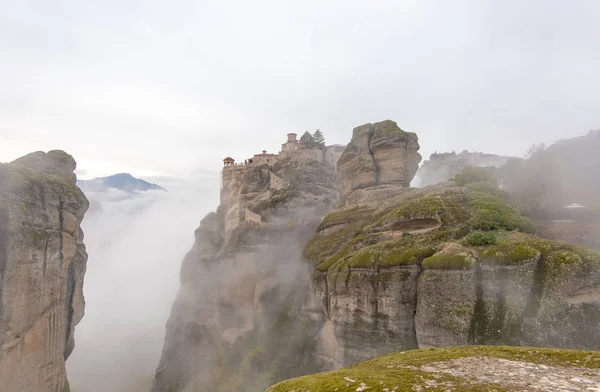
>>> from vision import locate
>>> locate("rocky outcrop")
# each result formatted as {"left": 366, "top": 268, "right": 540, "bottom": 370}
{"left": 415, "top": 150, "right": 514, "bottom": 187}
{"left": 337, "top": 120, "right": 421, "bottom": 199}
{"left": 269, "top": 345, "right": 600, "bottom": 391}
{"left": 0, "top": 150, "right": 88, "bottom": 392}
{"left": 306, "top": 130, "right": 600, "bottom": 367}
{"left": 152, "top": 155, "right": 341, "bottom": 392}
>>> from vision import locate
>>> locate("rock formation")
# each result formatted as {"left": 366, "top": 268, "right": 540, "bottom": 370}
{"left": 153, "top": 121, "right": 600, "bottom": 392}
{"left": 305, "top": 125, "right": 600, "bottom": 368}
{"left": 415, "top": 150, "right": 514, "bottom": 187}
{"left": 337, "top": 120, "right": 421, "bottom": 200}
{"left": 0, "top": 150, "right": 89, "bottom": 392}
{"left": 152, "top": 155, "right": 341, "bottom": 392}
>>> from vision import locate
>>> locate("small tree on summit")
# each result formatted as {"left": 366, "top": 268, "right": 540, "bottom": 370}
{"left": 299, "top": 131, "right": 315, "bottom": 149}
{"left": 313, "top": 129, "right": 325, "bottom": 149}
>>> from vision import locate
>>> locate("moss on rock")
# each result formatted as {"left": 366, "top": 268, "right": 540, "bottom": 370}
{"left": 267, "top": 346, "right": 600, "bottom": 392}
{"left": 480, "top": 244, "right": 540, "bottom": 265}
{"left": 422, "top": 252, "right": 477, "bottom": 270}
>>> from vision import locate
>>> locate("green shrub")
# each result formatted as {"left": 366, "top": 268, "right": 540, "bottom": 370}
{"left": 469, "top": 192, "right": 535, "bottom": 233}
{"left": 453, "top": 166, "right": 496, "bottom": 186}
{"left": 463, "top": 230, "right": 497, "bottom": 246}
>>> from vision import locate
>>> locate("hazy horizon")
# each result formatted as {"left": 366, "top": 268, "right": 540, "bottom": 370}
{"left": 3, "top": 0, "right": 600, "bottom": 178}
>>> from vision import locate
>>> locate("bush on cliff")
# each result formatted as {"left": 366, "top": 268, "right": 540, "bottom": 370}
{"left": 463, "top": 230, "right": 497, "bottom": 246}
{"left": 452, "top": 166, "right": 496, "bottom": 186}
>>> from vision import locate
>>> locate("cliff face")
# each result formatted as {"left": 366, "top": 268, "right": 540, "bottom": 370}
{"left": 415, "top": 151, "right": 514, "bottom": 187}
{"left": 0, "top": 151, "right": 89, "bottom": 392}
{"left": 305, "top": 126, "right": 600, "bottom": 367}
{"left": 152, "top": 155, "right": 341, "bottom": 392}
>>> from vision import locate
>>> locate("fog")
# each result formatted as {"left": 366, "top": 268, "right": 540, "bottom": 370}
{"left": 3, "top": 1, "right": 600, "bottom": 176}
{"left": 67, "top": 174, "right": 219, "bottom": 392}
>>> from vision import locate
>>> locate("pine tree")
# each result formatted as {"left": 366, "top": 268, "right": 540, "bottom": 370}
{"left": 313, "top": 129, "right": 325, "bottom": 148}
{"left": 299, "top": 131, "right": 315, "bottom": 149}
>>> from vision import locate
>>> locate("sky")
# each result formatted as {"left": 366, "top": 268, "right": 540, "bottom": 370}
{"left": 1, "top": 0, "right": 600, "bottom": 178}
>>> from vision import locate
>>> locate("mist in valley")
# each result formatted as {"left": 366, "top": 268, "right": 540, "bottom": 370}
{"left": 67, "top": 174, "right": 219, "bottom": 392}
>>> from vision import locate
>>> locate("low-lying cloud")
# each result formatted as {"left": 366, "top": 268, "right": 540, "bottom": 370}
{"left": 67, "top": 174, "right": 219, "bottom": 392}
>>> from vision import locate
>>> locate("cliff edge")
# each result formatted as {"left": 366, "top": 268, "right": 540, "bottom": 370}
{"left": 305, "top": 127, "right": 600, "bottom": 368}
{"left": 0, "top": 150, "right": 89, "bottom": 392}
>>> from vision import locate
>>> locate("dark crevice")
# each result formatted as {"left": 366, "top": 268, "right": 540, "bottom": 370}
{"left": 58, "top": 199, "right": 64, "bottom": 269}
{"left": 324, "top": 271, "right": 330, "bottom": 318}
{"left": 468, "top": 263, "right": 486, "bottom": 344}
{"left": 372, "top": 266, "right": 380, "bottom": 331}
{"left": 409, "top": 264, "right": 423, "bottom": 349}
{"left": 519, "top": 255, "right": 547, "bottom": 341}
{"left": 63, "top": 261, "right": 76, "bottom": 360}
{"left": 489, "top": 268, "right": 508, "bottom": 344}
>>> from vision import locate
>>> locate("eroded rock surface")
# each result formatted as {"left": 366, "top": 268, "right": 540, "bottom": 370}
{"left": 307, "top": 137, "right": 600, "bottom": 367}
{"left": 152, "top": 156, "right": 341, "bottom": 392}
{"left": 337, "top": 120, "right": 421, "bottom": 199}
{"left": 0, "top": 150, "right": 88, "bottom": 392}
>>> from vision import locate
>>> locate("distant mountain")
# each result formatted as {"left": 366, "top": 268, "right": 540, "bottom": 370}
{"left": 77, "top": 173, "right": 166, "bottom": 194}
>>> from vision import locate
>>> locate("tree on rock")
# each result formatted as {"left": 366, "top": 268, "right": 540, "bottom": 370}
{"left": 313, "top": 129, "right": 325, "bottom": 149}
{"left": 299, "top": 131, "right": 315, "bottom": 149}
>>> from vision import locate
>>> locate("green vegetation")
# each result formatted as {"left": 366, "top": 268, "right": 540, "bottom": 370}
{"left": 371, "top": 188, "right": 471, "bottom": 229}
{"left": 318, "top": 205, "right": 374, "bottom": 230}
{"left": 480, "top": 243, "right": 540, "bottom": 265}
{"left": 61, "top": 379, "right": 70, "bottom": 392}
{"left": 546, "top": 249, "right": 582, "bottom": 265}
{"left": 468, "top": 191, "right": 535, "bottom": 233}
{"left": 380, "top": 246, "right": 436, "bottom": 267}
{"left": 267, "top": 346, "right": 600, "bottom": 392}
{"left": 453, "top": 166, "right": 496, "bottom": 186}
{"left": 299, "top": 129, "right": 326, "bottom": 149}
{"left": 422, "top": 252, "right": 476, "bottom": 270}
{"left": 463, "top": 230, "right": 497, "bottom": 246}
{"left": 334, "top": 243, "right": 436, "bottom": 269}
{"left": 465, "top": 181, "right": 510, "bottom": 200}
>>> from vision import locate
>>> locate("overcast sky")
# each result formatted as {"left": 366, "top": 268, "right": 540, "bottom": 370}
{"left": 1, "top": 0, "right": 599, "bottom": 178}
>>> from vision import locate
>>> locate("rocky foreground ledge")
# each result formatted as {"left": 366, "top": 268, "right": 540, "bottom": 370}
{"left": 267, "top": 346, "right": 600, "bottom": 392}
{"left": 0, "top": 150, "right": 88, "bottom": 392}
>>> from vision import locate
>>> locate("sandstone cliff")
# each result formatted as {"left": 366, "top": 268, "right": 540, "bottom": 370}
{"left": 0, "top": 150, "right": 89, "bottom": 392}
{"left": 152, "top": 155, "right": 341, "bottom": 392}
{"left": 337, "top": 120, "right": 421, "bottom": 201}
{"left": 415, "top": 150, "right": 514, "bottom": 187}
{"left": 305, "top": 127, "right": 600, "bottom": 368}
